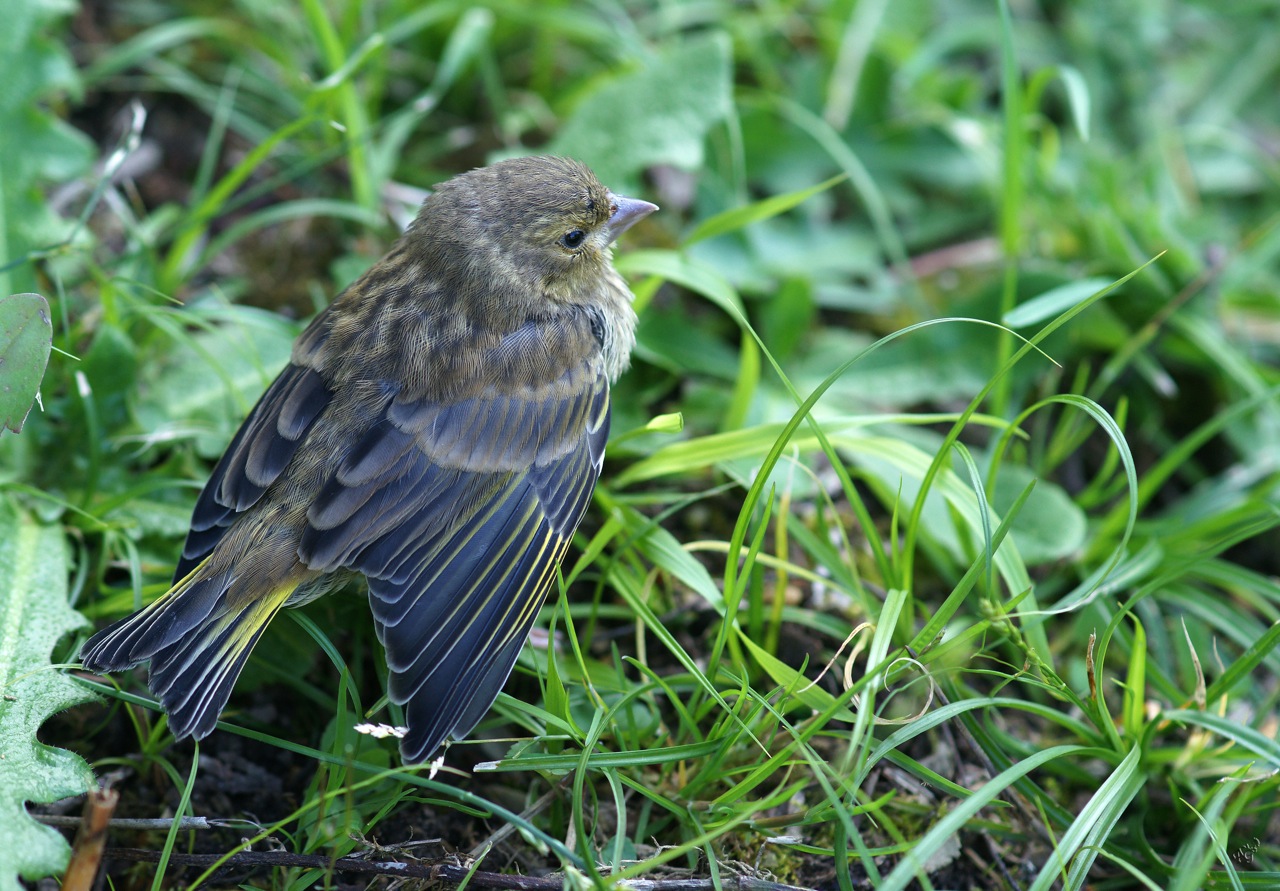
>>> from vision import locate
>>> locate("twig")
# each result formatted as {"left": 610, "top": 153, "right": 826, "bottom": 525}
{"left": 102, "top": 848, "right": 815, "bottom": 890}
{"left": 36, "top": 815, "right": 227, "bottom": 831}
{"left": 62, "top": 786, "right": 119, "bottom": 891}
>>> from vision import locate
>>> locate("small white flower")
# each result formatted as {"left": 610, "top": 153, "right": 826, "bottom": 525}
{"left": 354, "top": 722, "right": 408, "bottom": 739}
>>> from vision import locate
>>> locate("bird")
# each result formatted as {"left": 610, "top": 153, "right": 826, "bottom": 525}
{"left": 80, "top": 156, "right": 657, "bottom": 763}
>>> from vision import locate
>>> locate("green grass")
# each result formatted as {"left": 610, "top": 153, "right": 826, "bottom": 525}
{"left": 3, "top": 0, "right": 1280, "bottom": 888}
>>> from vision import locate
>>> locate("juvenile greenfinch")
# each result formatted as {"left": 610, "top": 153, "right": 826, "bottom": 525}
{"left": 80, "top": 156, "right": 657, "bottom": 763}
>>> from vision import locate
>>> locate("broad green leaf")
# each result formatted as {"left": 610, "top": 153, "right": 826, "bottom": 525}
{"left": 0, "top": 495, "right": 95, "bottom": 890}
{"left": 549, "top": 33, "right": 732, "bottom": 189}
{"left": 989, "top": 464, "right": 1087, "bottom": 564}
{"left": 133, "top": 306, "right": 299, "bottom": 457}
{"left": 104, "top": 498, "right": 199, "bottom": 540}
{"left": 0, "top": 0, "right": 93, "bottom": 295}
{"left": 788, "top": 325, "right": 992, "bottom": 412}
{"left": 0, "top": 293, "right": 52, "bottom": 434}
{"left": 635, "top": 301, "right": 742, "bottom": 379}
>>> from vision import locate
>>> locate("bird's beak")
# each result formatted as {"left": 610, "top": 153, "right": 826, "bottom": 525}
{"left": 605, "top": 194, "right": 658, "bottom": 243}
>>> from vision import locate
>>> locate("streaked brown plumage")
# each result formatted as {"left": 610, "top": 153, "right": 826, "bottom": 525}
{"left": 80, "top": 156, "right": 656, "bottom": 762}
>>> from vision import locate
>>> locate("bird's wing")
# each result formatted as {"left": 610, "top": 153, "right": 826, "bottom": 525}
{"left": 175, "top": 320, "right": 333, "bottom": 581}
{"left": 297, "top": 316, "right": 610, "bottom": 762}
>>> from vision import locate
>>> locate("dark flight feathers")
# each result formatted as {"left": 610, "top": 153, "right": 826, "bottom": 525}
{"left": 177, "top": 362, "right": 333, "bottom": 578}
{"left": 170, "top": 308, "right": 610, "bottom": 760}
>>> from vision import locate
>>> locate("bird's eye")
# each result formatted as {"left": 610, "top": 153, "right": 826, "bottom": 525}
{"left": 560, "top": 229, "right": 587, "bottom": 250}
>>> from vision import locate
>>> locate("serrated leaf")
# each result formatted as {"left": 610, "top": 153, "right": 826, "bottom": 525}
{"left": 0, "top": 293, "right": 52, "bottom": 434}
{"left": 549, "top": 33, "right": 732, "bottom": 190}
{"left": 0, "top": 495, "right": 95, "bottom": 890}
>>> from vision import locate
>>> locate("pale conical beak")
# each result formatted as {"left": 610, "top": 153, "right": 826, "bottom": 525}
{"left": 605, "top": 193, "right": 658, "bottom": 243}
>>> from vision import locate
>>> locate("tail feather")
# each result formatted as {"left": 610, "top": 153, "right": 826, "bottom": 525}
{"left": 80, "top": 560, "right": 297, "bottom": 740}
{"left": 79, "top": 559, "right": 226, "bottom": 671}
{"left": 148, "top": 609, "right": 281, "bottom": 739}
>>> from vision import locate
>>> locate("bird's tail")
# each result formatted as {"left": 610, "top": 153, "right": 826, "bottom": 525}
{"left": 80, "top": 558, "right": 298, "bottom": 740}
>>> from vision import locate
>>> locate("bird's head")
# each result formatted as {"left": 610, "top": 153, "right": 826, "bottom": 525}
{"left": 412, "top": 156, "right": 657, "bottom": 304}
